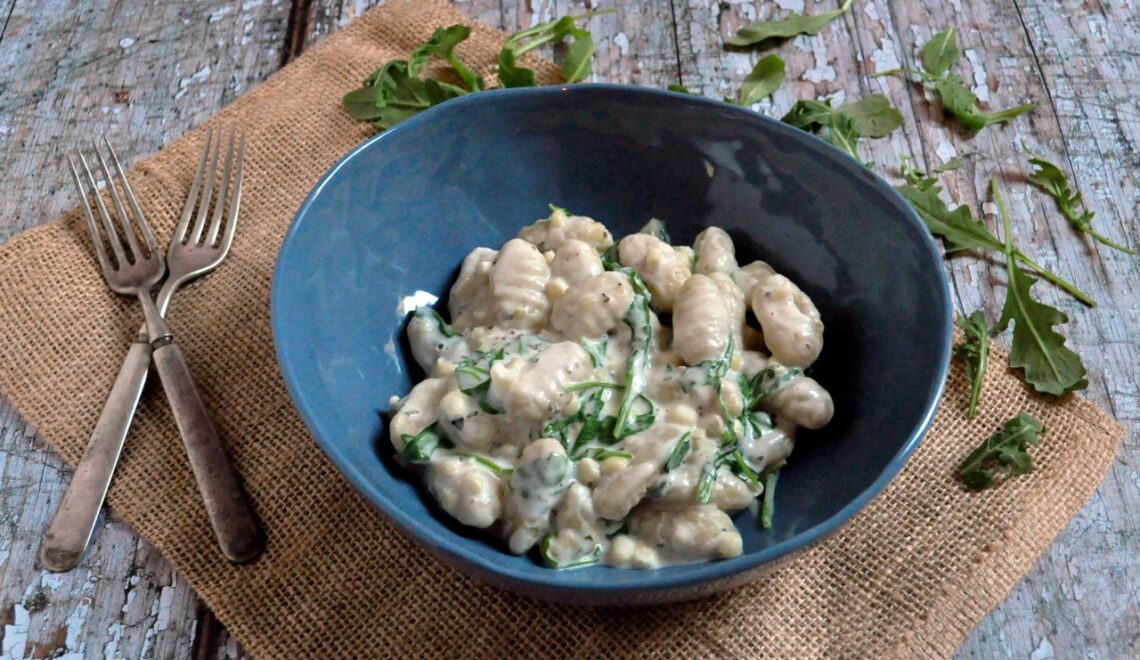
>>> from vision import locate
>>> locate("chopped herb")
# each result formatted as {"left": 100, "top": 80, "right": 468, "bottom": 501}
{"left": 664, "top": 432, "right": 692, "bottom": 472}
{"left": 540, "top": 533, "right": 602, "bottom": 569}
{"left": 612, "top": 268, "right": 656, "bottom": 439}
{"left": 727, "top": 0, "right": 854, "bottom": 48}
{"left": 589, "top": 449, "right": 633, "bottom": 462}
{"left": 401, "top": 425, "right": 452, "bottom": 464}
{"left": 991, "top": 180, "right": 1089, "bottom": 396}
{"left": 638, "top": 218, "right": 671, "bottom": 243}
{"left": 1027, "top": 156, "right": 1136, "bottom": 255}
{"left": 565, "top": 380, "right": 623, "bottom": 392}
{"left": 737, "top": 54, "right": 785, "bottom": 105}
{"left": 958, "top": 413, "right": 1045, "bottom": 490}
{"left": 955, "top": 311, "right": 993, "bottom": 419}
{"left": 667, "top": 83, "right": 694, "bottom": 94}
{"left": 455, "top": 452, "right": 514, "bottom": 475}
{"left": 413, "top": 306, "right": 460, "bottom": 338}
{"left": 746, "top": 364, "right": 802, "bottom": 409}
{"left": 696, "top": 460, "right": 718, "bottom": 504}
{"left": 760, "top": 470, "right": 779, "bottom": 529}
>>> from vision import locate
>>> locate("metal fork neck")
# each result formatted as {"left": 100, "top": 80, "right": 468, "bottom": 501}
{"left": 136, "top": 290, "right": 173, "bottom": 348}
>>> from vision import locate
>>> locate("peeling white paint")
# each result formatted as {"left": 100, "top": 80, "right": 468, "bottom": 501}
{"left": 241, "top": 0, "right": 264, "bottom": 9}
{"left": 870, "top": 37, "right": 900, "bottom": 73}
{"left": 964, "top": 49, "right": 990, "bottom": 102}
{"left": 2, "top": 603, "right": 29, "bottom": 658}
{"left": 775, "top": 0, "right": 805, "bottom": 10}
{"left": 936, "top": 141, "right": 958, "bottom": 162}
{"left": 208, "top": 5, "right": 233, "bottom": 23}
{"left": 118, "top": 37, "right": 134, "bottom": 49}
{"left": 613, "top": 32, "right": 629, "bottom": 57}
{"left": 863, "top": 3, "right": 879, "bottom": 20}
{"left": 1030, "top": 636, "right": 1055, "bottom": 660}
{"left": 155, "top": 585, "right": 175, "bottom": 631}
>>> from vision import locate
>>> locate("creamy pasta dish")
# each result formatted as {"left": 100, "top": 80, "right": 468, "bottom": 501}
{"left": 387, "top": 207, "right": 833, "bottom": 569}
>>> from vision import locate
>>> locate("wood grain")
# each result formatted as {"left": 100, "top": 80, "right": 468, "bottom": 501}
{"left": 0, "top": 0, "right": 1135, "bottom": 657}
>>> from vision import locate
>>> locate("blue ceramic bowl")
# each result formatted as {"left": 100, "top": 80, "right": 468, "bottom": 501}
{"left": 272, "top": 84, "right": 953, "bottom": 605}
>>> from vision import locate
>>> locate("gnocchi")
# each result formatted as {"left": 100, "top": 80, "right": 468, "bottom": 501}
{"left": 387, "top": 207, "right": 833, "bottom": 569}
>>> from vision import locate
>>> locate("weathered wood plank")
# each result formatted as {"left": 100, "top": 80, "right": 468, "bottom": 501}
{"left": 0, "top": 0, "right": 292, "bottom": 656}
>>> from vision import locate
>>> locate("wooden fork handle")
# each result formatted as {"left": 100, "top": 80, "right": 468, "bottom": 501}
{"left": 151, "top": 341, "right": 264, "bottom": 563}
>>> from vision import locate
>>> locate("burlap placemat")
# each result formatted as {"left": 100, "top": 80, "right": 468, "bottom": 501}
{"left": 0, "top": 0, "right": 1126, "bottom": 656}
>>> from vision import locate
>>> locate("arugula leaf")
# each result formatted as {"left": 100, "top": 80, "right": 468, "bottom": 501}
{"left": 409, "top": 25, "right": 483, "bottom": 91}
{"left": 665, "top": 433, "right": 692, "bottom": 472}
{"left": 496, "top": 47, "right": 536, "bottom": 88}
{"left": 991, "top": 180, "right": 1089, "bottom": 396}
{"left": 667, "top": 83, "right": 694, "bottom": 94}
{"left": 878, "top": 27, "right": 1035, "bottom": 133}
{"left": 958, "top": 413, "right": 1045, "bottom": 490}
{"left": 540, "top": 533, "right": 602, "bottom": 569}
{"left": 781, "top": 94, "right": 902, "bottom": 164}
{"left": 727, "top": 0, "right": 854, "bottom": 48}
{"left": 401, "top": 425, "right": 452, "bottom": 464}
{"left": 737, "top": 55, "right": 785, "bottom": 106}
{"left": 840, "top": 94, "right": 904, "bottom": 137}
{"left": 954, "top": 311, "right": 992, "bottom": 419}
{"left": 497, "top": 10, "right": 613, "bottom": 87}
{"left": 895, "top": 176, "right": 1096, "bottom": 307}
{"left": 638, "top": 218, "right": 671, "bottom": 243}
{"left": 760, "top": 470, "right": 779, "bottom": 529}
{"left": 920, "top": 28, "right": 961, "bottom": 78}
{"left": 933, "top": 157, "right": 962, "bottom": 173}
{"left": 1027, "top": 156, "right": 1137, "bottom": 255}
{"left": 413, "top": 306, "right": 460, "bottom": 338}
{"left": 612, "top": 268, "right": 656, "bottom": 438}
{"left": 455, "top": 452, "right": 513, "bottom": 475}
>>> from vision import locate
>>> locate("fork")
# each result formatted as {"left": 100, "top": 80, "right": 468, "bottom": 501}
{"left": 41, "top": 134, "right": 263, "bottom": 569}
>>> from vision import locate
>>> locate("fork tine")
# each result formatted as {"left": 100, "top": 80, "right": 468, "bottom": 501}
{"left": 103, "top": 136, "right": 160, "bottom": 258}
{"left": 205, "top": 130, "right": 236, "bottom": 247}
{"left": 75, "top": 150, "right": 128, "bottom": 269}
{"left": 218, "top": 130, "right": 245, "bottom": 253}
{"left": 66, "top": 154, "right": 114, "bottom": 274}
{"left": 189, "top": 129, "right": 221, "bottom": 245}
{"left": 175, "top": 126, "right": 214, "bottom": 246}
{"left": 92, "top": 138, "right": 142, "bottom": 263}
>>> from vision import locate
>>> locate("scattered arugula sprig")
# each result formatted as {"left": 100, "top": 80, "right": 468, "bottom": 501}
{"left": 727, "top": 0, "right": 854, "bottom": 48}
{"left": 958, "top": 413, "right": 1046, "bottom": 490}
{"left": 344, "top": 13, "right": 608, "bottom": 131}
{"left": 782, "top": 94, "right": 903, "bottom": 165}
{"left": 992, "top": 180, "right": 1089, "bottom": 396}
{"left": 955, "top": 311, "right": 993, "bottom": 419}
{"left": 877, "top": 27, "right": 1036, "bottom": 133}
{"left": 895, "top": 160, "right": 1096, "bottom": 307}
{"left": 736, "top": 55, "right": 786, "bottom": 105}
{"left": 1026, "top": 155, "right": 1137, "bottom": 256}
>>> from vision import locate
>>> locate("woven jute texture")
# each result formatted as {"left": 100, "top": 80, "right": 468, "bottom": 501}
{"left": 0, "top": 0, "right": 1127, "bottom": 657}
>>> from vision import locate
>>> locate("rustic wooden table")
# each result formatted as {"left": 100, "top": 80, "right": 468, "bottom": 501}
{"left": 1, "top": 0, "right": 1135, "bottom": 657}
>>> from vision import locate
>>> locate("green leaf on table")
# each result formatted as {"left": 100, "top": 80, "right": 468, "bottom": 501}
{"left": 667, "top": 83, "right": 694, "bottom": 94}
{"left": 992, "top": 180, "right": 1089, "bottom": 396}
{"left": 781, "top": 94, "right": 902, "bottom": 164}
{"left": 878, "top": 26, "right": 1036, "bottom": 134}
{"left": 497, "top": 47, "right": 536, "bottom": 88}
{"left": 727, "top": 0, "right": 854, "bottom": 48}
{"left": 497, "top": 10, "right": 613, "bottom": 88}
{"left": 958, "top": 413, "right": 1045, "bottom": 490}
{"left": 954, "top": 311, "right": 993, "bottom": 419}
{"left": 409, "top": 25, "right": 483, "bottom": 91}
{"left": 933, "top": 157, "right": 962, "bottom": 173}
{"left": 1027, "top": 156, "right": 1137, "bottom": 255}
{"left": 839, "top": 93, "right": 904, "bottom": 137}
{"left": 920, "top": 27, "right": 961, "bottom": 78}
{"left": 737, "top": 54, "right": 785, "bottom": 105}
{"left": 894, "top": 173, "right": 1096, "bottom": 307}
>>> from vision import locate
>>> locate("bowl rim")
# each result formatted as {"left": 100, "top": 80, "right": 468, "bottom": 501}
{"left": 271, "top": 83, "right": 954, "bottom": 597}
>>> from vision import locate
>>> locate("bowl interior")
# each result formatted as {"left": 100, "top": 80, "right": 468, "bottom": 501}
{"left": 272, "top": 85, "right": 952, "bottom": 596}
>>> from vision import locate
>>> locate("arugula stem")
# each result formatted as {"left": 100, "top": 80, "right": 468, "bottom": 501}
{"left": 1084, "top": 228, "right": 1138, "bottom": 256}
{"left": 1012, "top": 250, "right": 1096, "bottom": 307}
